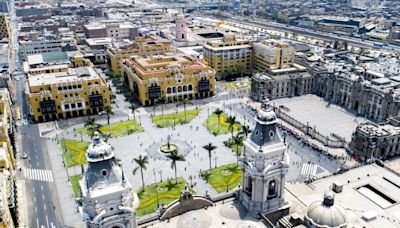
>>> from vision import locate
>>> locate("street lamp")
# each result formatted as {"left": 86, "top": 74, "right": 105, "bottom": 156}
{"left": 189, "top": 175, "right": 193, "bottom": 187}
{"left": 158, "top": 170, "right": 163, "bottom": 183}
{"left": 214, "top": 156, "right": 218, "bottom": 168}
{"left": 153, "top": 168, "right": 159, "bottom": 208}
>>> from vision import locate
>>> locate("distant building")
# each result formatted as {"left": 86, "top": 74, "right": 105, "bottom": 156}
{"left": 253, "top": 40, "right": 295, "bottom": 72}
{"left": 83, "top": 21, "right": 138, "bottom": 40}
{"left": 0, "top": 89, "right": 15, "bottom": 171}
{"left": 79, "top": 133, "right": 139, "bottom": 227}
{"left": 315, "top": 17, "right": 366, "bottom": 34}
{"left": 19, "top": 37, "right": 76, "bottom": 60}
{"left": 26, "top": 66, "right": 111, "bottom": 122}
{"left": 203, "top": 34, "right": 253, "bottom": 79}
{"left": 107, "top": 36, "right": 173, "bottom": 75}
{"left": 0, "top": 171, "right": 16, "bottom": 228}
{"left": 175, "top": 14, "right": 187, "bottom": 42}
{"left": 123, "top": 54, "right": 216, "bottom": 106}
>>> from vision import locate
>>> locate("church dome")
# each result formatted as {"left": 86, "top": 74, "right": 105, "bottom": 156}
{"left": 305, "top": 191, "right": 347, "bottom": 228}
{"left": 256, "top": 99, "right": 277, "bottom": 124}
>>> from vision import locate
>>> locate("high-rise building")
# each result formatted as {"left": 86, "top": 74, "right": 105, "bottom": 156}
{"left": 175, "top": 14, "right": 187, "bottom": 42}
{"left": 0, "top": 14, "right": 10, "bottom": 40}
{"left": 203, "top": 34, "right": 252, "bottom": 79}
{"left": 240, "top": 99, "right": 290, "bottom": 218}
{"left": 79, "top": 132, "right": 139, "bottom": 228}
{"left": 253, "top": 40, "right": 295, "bottom": 72}
{"left": 123, "top": 54, "right": 216, "bottom": 106}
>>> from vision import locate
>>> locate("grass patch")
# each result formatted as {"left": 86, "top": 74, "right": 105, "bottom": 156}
{"left": 152, "top": 109, "right": 200, "bottom": 128}
{"left": 137, "top": 178, "right": 193, "bottom": 216}
{"left": 201, "top": 163, "right": 242, "bottom": 193}
{"left": 224, "top": 138, "right": 244, "bottom": 156}
{"left": 77, "top": 120, "right": 143, "bottom": 137}
{"left": 203, "top": 112, "right": 242, "bottom": 135}
{"left": 224, "top": 78, "right": 251, "bottom": 91}
{"left": 60, "top": 139, "right": 90, "bottom": 168}
{"left": 70, "top": 174, "right": 82, "bottom": 199}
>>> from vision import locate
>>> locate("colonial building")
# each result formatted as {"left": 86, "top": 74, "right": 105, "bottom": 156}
{"left": 0, "top": 89, "right": 15, "bottom": 171}
{"left": 106, "top": 36, "right": 173, "bottom": 75}
{"left": 0, "top": 171, "right": 16, "bottom": 228}
{"left": 203, "top": 34, "right": 253, "bottom": 79}
{"left": 123, "top": 54, "right": 215, "bottom": 106}
{"left": 240, "top": 99, "right": 290, "bottom": 219}
{"left": 79, "top": 132, "right": 139, "bottom": 228}
{"left": 253, "top": 40, "right": 295, "bottom": 72}
{"left": 350, "top": 117, "right": 400, "bottom": 161}
{"left": 26, "top": 66, "right": 111, "bottom": 122}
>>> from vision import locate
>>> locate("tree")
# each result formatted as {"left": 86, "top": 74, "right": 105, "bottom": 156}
{"left": 166, "top": 150, "right": 185, "bottom": 184}
{"left": 343, "top": 41, "right": 348, "bottom": 51}
{"left": 240, "top": 125, "right": 251, "bottom": 139}
{"left": 177, "top": 98, "right": 192, "bottom": 123}
{"left": 157, "top": 96, "right": 167, "bottom": 126}
{"left": 203, "top": 143, "right": 217, "bottom": 170}
{"left": 213, "top": 108, "right": 223, "bottom": 133}
{"left": 84, "top": 117, "right": 102, "bottom": 139}
{"left": 104, "top": 106, "right": 114, "bottom": 136}
{"left": 232, "top": 134, "right": 244, "bottom": 165}
{"left": 334, "top": 40, "right": 339, "bottom": 49}
{"left": 130, "top": 104, "right": 138, "bottom": 123}
{"left": 132, "top": 155, "right": 149, "bottom": 191}
{"left": 226, "top": 115, "right": 238, "bottom": 138}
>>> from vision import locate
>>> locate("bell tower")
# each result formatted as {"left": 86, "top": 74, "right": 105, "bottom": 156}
{"left": 240, "top": 99, "right": 289, "bottom": 218}
{"left": 79, "top": 132, "right": 139, "bottom": 228}
{"left": 175, "top": 13, "right": 187, "bottom": 42}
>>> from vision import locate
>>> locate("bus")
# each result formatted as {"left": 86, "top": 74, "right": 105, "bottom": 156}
{"left": 15, "top": 107, "right": 21, "bottom": 120}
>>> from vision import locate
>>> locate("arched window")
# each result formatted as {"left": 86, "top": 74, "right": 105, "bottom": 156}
{"left": 167, "top": 87, "right": 172, "bottom": 94}
{"left": 173, "top": 87, "right": 176, "bottom": 93}
{"left": 268, "top": 180, "right": 277, "bottom": 199}
{"left": 178, "top": 86, "right": 182, "bottom": 92}
{"left": 183, "top": 85, "right": 187, "bottom": 91}
{"left": 188, "top": 84, "right": 193, "bottom": 91}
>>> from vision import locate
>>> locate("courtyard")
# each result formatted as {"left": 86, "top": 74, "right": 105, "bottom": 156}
{"left": 273, "top": 94, "right": 369, "bottom": 142}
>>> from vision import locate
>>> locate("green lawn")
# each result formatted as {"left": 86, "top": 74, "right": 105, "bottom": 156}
{"left": 152, "top": 109, "right": 200, "bottom": 128}
{"left": 224, "top": 78, "right": 251, "bottom": 91}
{"left": 203, "top": 112, "right": 242, "bottom": 135}
{"left": 60, "top": 139, "right": 90, "bottom": 168}
{"left": 70, "top": 174, "right": 82, "bottom": 199}
{"left": 78, "top": 120, "right": 143, "bottom": 137}
{"left": 224, "top": 138, "right": 244, "bottom": 155}
{"left": 201, "top": 163, "right": 242, "bottom": 193}
{"left": 137, "top": 178, "right": 193, "bottom": 216}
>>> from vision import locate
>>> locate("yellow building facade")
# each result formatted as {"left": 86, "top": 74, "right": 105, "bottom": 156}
{"left": 253, "top": 40, "right": 295, "bottom": 72}
{"left": 107, "top": 36, "right": 173, "bottom": 75}
{"left": 202, "top": 34, "right": 253, "bottom": 79}
{"left": 0, "top": 89, "right": 15, "bottom": 171}
{"left": 0, "top": 171, "right": 15, "bottom": 228}
{"left": 123, "top": 55, "right": 216, "bottom": 106}
{"left": 26, "top": 67, "right": 111, "bottom": 122}
{"left": 0, "top": 14, "right": 10, "bottom": 40}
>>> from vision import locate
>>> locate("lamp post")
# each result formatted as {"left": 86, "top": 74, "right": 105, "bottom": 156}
{"left": 153, "top": 168, "right": 159, "bottom": 208}
{"left": 158, "top": 169, "right": 163, "bottom": 183}
{"left": 189, "top": 175, "right": 193, "bottom": 187}
{"left": 214, "top": 156, "right": 218, "bottom": 168}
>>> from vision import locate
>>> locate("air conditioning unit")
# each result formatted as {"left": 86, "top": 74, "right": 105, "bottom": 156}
{"left": 332, "top": 181, "right": 343, "bottom": 193}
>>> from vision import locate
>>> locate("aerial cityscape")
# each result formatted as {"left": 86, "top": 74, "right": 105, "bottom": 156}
{"left": 0, "top": 0, "right": 400, "bottom": 227}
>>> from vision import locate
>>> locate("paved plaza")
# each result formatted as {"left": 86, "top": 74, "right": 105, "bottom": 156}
{"left": 39, "top": 97, "right": 342, "bottom": 227}
{"left": 273, "top": 94, "right": 369, "bottom": 142}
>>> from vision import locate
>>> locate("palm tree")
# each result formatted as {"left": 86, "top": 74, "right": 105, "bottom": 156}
{"left": 176, "top": 98, "right": 192, "bottom": 123}
{"left": 157, "top": 96, "right": 167, "bottom": 126}
{"left": 225, "top": 115, "right": 238, "bottom": 138}
{"left": 213, "top": 108, "right": 223, "bottom": 133}
{"left": 104, "top": 106, "right": 114, "bottom": 136}
{"left": 240, "top": 125, "right": 251, "bottom": 139}
{"left": 166, "top": 150, "right": 185, "bottom": 184}
{"left": 232, "top": 134, "right": 244, "bottom": 165}
{"left": 132, "top": 155, "right": 149, "bottom": 191}
{"left": 130, "top": 104, "right": 138, "bottom": 123}
{"left": 203, "top": 143, "right": 217, "bottom": 170}
{"left": 84, "top": 117, "right": 102, "bottom": 139}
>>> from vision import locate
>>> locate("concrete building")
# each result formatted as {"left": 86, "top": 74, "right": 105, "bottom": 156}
{"left": 123, "top": 54, "right": 216, "bottom": 106}
{"left": 240, "top": 99, "right": 290, "bottom": 219}
{"left": 107, "top": 36, "right": 173, "bottom": 75}
{"left": 0, "top": 171, "right": 15, "bottom": 228}
{"left": 83, "top": 21, "right": 138, "bottom": 40}
{"left": 175, "top": 14, "right": 187, "bottom": 42}
{"left": 26, "top": 66, "right": 111, "bottom": 122}
{"left": 350, "top": 117, "right": 400, "bottom": 161}
{"left": 315, "top": 17, "right": 366, "bottom": 34}
{"left": 253, "top": 40, "right": 295, "bottom": 72}
{"left": 203, "top": 34, "right": 253, "bottom": 79}
{"left": 0, "top": 14, "right": 9, "bottom": 40}
{"left": 0, "top": 89, "right": 15, "bottom": 171}
{"left": 19, "top": 37, "right": 76, "bottom": 60}
{"left": 79, "top": 132, "right": 139, "bottom": 228}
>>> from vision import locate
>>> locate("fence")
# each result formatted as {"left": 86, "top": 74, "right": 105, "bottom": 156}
{"left": 275, "top": 108, "right": 349, "bottom": 148}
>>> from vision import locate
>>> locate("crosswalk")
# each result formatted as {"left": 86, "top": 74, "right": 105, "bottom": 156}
{"left": 24, "top": 169, "right": 54, "bottom": 182}
{"left": 301, "top": 163, "right": 318, "bottom": 177}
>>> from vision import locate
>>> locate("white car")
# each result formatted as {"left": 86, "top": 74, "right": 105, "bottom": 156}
{"left": 22, "top": 154, "right": 28, "bottom": 159}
